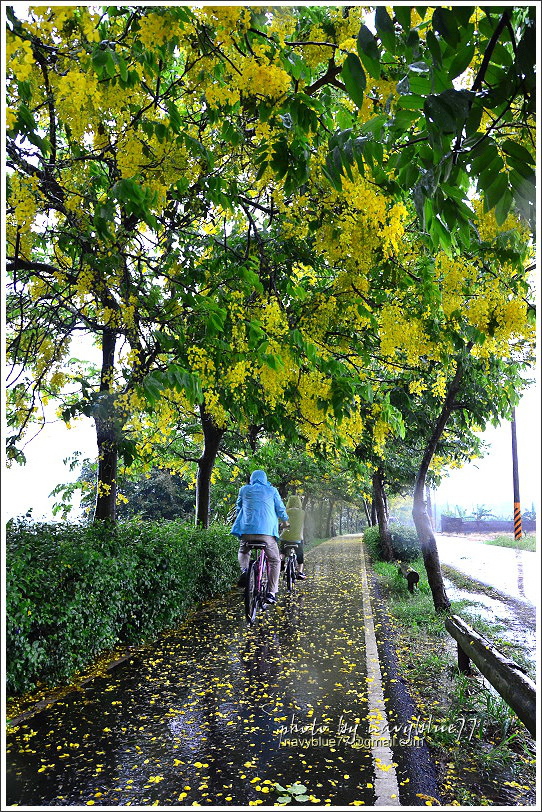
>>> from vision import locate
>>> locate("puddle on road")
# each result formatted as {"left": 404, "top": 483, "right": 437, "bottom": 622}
{"left": 7, "top": 543, "right": 398, "bottom": 808}
{"left": 444, "top": 579, "right": 536, "bottom": 670}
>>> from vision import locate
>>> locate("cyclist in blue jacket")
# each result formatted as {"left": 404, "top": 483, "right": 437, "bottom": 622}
{"left": 231, "top": 469, "right": 289, "bottom": 605}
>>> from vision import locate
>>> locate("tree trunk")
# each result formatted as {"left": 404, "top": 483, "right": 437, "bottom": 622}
{"left": 362, "top": 499, "right": 371, "bottom": 526}
{"left": 248, "top": 424, "right": 260, "bottom": 453}
{"left": 426, "top": 485, "right": 433, "bottom": 529}
{"left": 412, "top": 361, "right": 466, "bottom": 611}
{"left": 195, "top": 404, "right": 224, "bottom": 528}
{"left": 94, "top": 328, "right": 119, "bottom": 522}
{"left": 371, "top": 499, "right": 377, "bottom": 526}
{"left": 326, "top": 499, "right": 334, "bottom": 537}
{"left": 372, "top": 469, "right": 395, "bottom": 561}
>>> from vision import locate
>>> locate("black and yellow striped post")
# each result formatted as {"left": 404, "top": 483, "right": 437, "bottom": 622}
{"left": 511, "top": 407, "right": 523, "bottom": 541}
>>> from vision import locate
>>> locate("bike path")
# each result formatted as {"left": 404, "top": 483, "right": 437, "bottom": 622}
{"left": 6, "top": 538, "right": 437, "bottom": 807}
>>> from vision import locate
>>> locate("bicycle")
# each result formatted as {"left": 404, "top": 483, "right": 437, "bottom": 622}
{"left": 282, "top": 541, "right": 299, "bottom": 593}
{"left": 244, "top": 541, "right": 271, "bottom": 624}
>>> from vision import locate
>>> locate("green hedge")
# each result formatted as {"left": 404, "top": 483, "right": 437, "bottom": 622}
{"left": 363, "top": 523, "right": 421, "bottom": 563}
{"left": 6, "top": 519, "right": 238, "bottom": 696}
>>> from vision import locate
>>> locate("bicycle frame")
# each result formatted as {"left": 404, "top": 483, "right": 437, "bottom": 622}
{"left": 244, "top": 544, "right": 270, "bottom": 624}
{"left": 282, "top": 542, "right": 298, "bottom": 592}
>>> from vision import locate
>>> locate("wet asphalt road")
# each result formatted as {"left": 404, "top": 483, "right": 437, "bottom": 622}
{"left": 6, "top": 538, "right": 436, "bottom": 807}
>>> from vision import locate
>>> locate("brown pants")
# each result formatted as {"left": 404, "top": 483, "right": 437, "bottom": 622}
{"left": 239, "top": 534, "right": 281, "bottom": 595}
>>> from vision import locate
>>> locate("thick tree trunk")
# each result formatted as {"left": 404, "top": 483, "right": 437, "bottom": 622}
{"left": 426, "top": 485, "right": 434, "bottom": 529}
{"left": 412, "top": 361, "right": 466, "bottom": 611}
{"left": 94, "top": 328, "right": 119, "bottom": 522}
{"left": 372, "top": 469, "right": 395, "bottom": 561}
{"left": 195, "top": 404, "right": 224, "bottom": 528}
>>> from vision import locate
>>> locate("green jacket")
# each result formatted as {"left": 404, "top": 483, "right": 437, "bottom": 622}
{"left": 280, "top": 494, "right": 305, "bottom": 541}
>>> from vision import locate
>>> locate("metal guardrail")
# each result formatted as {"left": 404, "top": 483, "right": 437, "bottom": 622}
{"left": 445, "top": 614, "right": 536, "bottom": 738}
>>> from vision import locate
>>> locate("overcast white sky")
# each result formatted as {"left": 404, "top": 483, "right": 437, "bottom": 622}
{"left": 2, "top": 380, "right": 539, "bottom": 523}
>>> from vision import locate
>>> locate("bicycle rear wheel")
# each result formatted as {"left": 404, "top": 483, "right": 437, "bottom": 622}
{"left": 244, "top": 560, "right": 259, "bottom": 623}
{"left": 258, "top": 557, "right": 269, "bottom": 608}
{"left": 286, "top": 553, "right": 296, "bottom": 592}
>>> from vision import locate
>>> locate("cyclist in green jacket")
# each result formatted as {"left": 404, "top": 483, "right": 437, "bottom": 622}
{"left": 280, "top": 494, "right": 307, "bottom": 579}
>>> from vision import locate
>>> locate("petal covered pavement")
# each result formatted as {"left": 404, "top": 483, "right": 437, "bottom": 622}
{"left": 6, "top": 538, "right": 439, "bottom": 806}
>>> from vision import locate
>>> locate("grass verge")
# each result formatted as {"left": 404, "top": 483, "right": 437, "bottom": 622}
{"left": 484, "top": 533, "right": 536, "bottom": 552}
{"left": 370, "top": 555, "right": 536, "bottom": 806}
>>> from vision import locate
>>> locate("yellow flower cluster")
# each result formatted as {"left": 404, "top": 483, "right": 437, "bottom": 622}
{"left": 409, "top": 379, "right": 428, "bottom": 396}
{"left": 382, "top": 201, "right": 408, "bottom": 258}
{"left": 137, "top": 12, "right": 175, "bottom": 49}
{"left": 259, "top": 298, "right": 288, "bottom": 338}
{"left": 313, "top": 170, "right": 408, "bottom": 282}
{"left": 298, "top": 372, "right": 331, "bottom": 424}
{"left": 97, "top": 480, "right": 112, "bottom": 496}
{"left": 236, "top": 61, "right": 291, "bottom": 100}
{"left": 187, "top": 347, "right": 216, "bottom": 386}
{"left": 299, "top": 294, "right": 338, "bottom": 341}
{"left": 54, "top": 70, "right": 101, "bottom": 140}
{"left": 472, "top": 197, "right": 524, "bottom": 242}
{"left": 49, "top": 371, "right": 67, "bottom": 390}
{"left": 224, "top": 361, "right": 251, "bottom": 391}
{"left": 204, "top": 83, "right": 241, "bottom": 110}
{"left": 431, "top": 371, "right": 448, "bottom": 400}
{"left": 338, "top": 401, "right": 365, "bottom": 449}
{"left": 116, "top": 131, "right": 147, "bottom": 179}
{"left": 436, "top": 252, "right": 477, "bottom": 318}
{"left": 200, "top": 6, "right": 252, "bottom": 46}
{"left": 7, "top": 35, "right": 34, "bottom": 82}
{"left": 303, "top": 26, "right": 330, "bottom": 68}
{"left": 204, "top": 389, "right": 228, "bottom": 429}
{"left": 79, "top": 10, "right": 101, "bottom": 43}
{"left": 8, "top": 174, "right": 39, "bottom": 233}
{"left": 379, "top": 304, "right": 441, "bottom": 366}
{"left": 373, "top": 418, "right": 391, "bottom": 457}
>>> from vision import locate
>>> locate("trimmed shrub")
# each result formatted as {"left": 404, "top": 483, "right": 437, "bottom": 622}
{"left": 363, "top": 523, "right": 421, "bottom": 563}
{"left": 6, "top": 519, "right": 238, "bottom": 695}
{"left": 390, "top": 523, "right": 421, "bottom": 563}
{"left": 362, "top": 525, "right": 381, "bottom": 560}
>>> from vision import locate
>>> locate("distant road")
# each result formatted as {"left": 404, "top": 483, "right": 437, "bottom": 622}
{"left": 435, "top": 534, "right": 538, "bottom": 605}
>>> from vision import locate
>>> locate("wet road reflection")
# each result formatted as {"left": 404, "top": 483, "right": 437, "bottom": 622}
{"left": 7, "top": 540, "right": 410, "bottom": 806}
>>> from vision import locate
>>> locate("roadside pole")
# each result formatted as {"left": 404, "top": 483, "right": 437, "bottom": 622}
{"left": 511, "top": 407, "right": 522, "bottom": 540}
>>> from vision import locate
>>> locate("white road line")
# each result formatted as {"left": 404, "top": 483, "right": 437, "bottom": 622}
{"left": 360, "top": 543, "right": 401, "bottom": 806}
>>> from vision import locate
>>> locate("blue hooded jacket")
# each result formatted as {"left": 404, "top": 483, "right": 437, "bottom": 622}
{"left": 231, "top": 470, "right": 289, "bottom": 539}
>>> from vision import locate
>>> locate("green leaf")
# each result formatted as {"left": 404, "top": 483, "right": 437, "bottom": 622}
{"left": 483, "top": 172, "right": 508, "bottom": 212}
{"left": 166, "top": 101, "right": 182, "bottom": 134}
{"left": 375, "top": 6, "right": 396, "bottom": 52}
{"left": 289, "top": 784, "right": 307, "bottom": 794}
{"left": 394, "top": 6, "right": 411, "bottom": 31}
{"left": 397, "top": 94, "right": 425, "bottom": 110}
{"left": 341, "top": 53, "right": 366, "bottom": 108}
{"left": 92, "top": 48, "right": 109, "bottom": 69}
{"left": 494, "top": 188, "right": 513, "bottom": 225}
{"left": 425, "top": 30, "right": 442, "bottom": 68}
{"left": 470, "top": 143, "right": 499, "bottom": 176}
{"left": 448, "top": 43, "right": 475, "bottom": 79}
{"left": 501, "top": 139, "right": 535, "bottom": 166}
{"left": 432, "top": 7, "right": 461, "bottom": 47}
{"left": 116, "top": 54, "right": 128, "bottom": 82}
{"left": 356, "top": 25, "right": 381, "bottom": 79}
